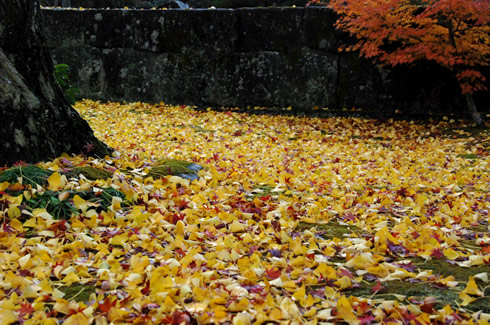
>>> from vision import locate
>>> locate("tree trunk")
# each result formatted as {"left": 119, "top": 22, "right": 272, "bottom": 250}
{"left": 446, "top": 22, "right": 486, "bottom": 128}
{"left": 464, "top": 93, "right": 485, "bottom": 128}
{"left": 0, "top": 0, "right": 111, "bottom": 166}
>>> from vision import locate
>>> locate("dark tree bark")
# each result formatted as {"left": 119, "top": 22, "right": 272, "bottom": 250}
{"left": 0, "top": 0, "right": 111, "bottom": 166}
{"left": 464, "top": 93, "right": 485, "bottom": 128}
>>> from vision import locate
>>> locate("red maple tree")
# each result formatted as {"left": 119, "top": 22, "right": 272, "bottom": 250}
{"left": 320, "top": 0, "right": 489, "bottom": 126}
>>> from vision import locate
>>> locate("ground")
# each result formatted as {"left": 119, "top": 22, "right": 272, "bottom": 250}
{"left": 0, "top": 100, "right": 488, "bottom": 324}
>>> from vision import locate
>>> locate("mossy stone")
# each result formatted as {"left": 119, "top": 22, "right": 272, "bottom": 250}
{"left": 64, "top": 167, "right": 113, "bottom": 180}
{"left": 147, "top": 159, "right": 195, "bottom": 178}
{"left": 58, "top": 283, "right": 96, "bottom": 302}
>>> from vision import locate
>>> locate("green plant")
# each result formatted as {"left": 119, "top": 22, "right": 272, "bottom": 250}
{"left": 26, "top": 191, "right": 78, "bottom": 220}
{"left": 77, "top": 187, "right": 128, "bottom": 210}
{"left": 24, "top": 187, "right": 128, "bottom": 220}
{"left": 0, "top": 165, "right": 52, "bottom": 187}
{"left": 53, "top": 63, "right": 80, "bottom": 105}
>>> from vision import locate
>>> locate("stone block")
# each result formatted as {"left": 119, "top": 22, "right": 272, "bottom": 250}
{"left": 336, "top": 53, "right": 392, "bottom": 112}
{"left": 235, "top": 8, "right": 303, "bottom": 52}
{"left": 159, "top": 9, "right": 237, "bottom": 57}
{"left": 278, "top": 47, "right": 338, "bottom": 109}
{"left": 302, "top": 7, "right": 343, "bottom": 53}
{"left": 84, "top": 10, "right": 136, "bottom": 49}
{"left": 42, "top": 9, "right": 86, "bottom": 48}
{"left": 205, "top": 51, "right": 283, "bottom": 107}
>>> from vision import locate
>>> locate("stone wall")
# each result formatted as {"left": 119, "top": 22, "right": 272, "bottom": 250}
{"left": 42, "top": 8, "right": 488, "bottom": 116}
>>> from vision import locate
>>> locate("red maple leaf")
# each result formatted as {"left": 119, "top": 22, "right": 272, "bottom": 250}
{"left": 481, "top": 245, "right": 490, "bottom": 254}
{"left": 401, "top": 310, "right": 422, "bottom": 324}
{"left": 396, "top": 187, "right": 410, "bottom": 197}
{"left": 395, "top": 261, "right": 417, "bottom": 272}
{"left": 248, "top": 245, "right": 258, "bottom": 256}
{"left": 342, "top": 212, "right": 357, "bottom": 221}
{"left": 359, "top": 314, "right": 376, "bottom": 325}
{"left": 18, "top": 303, "right": 35, "bottom": 318}
{"left": 171, "top": 213, "right": 185, "bottom": 224}
{"left": 48, "top": 220, "right": 68, "bottom": 232}
{"left": 1, "top": 223, "right": 15, "bottom": 234}
{"left": 430, "top": 248, "right": 445, "bottom": 259}
{"left": 141, "top": 280, "right": 150, "bottom": 295}
{"left": 371, "top": 280, "right": 385, "bottom": 293}
{"left": 420, "top": 297, "right": 437, "bottom": 313}
{"left": 265, "top": 267, "right": 281, "bottom": 279}
{"left": 338, "top": 268, "right": 354, "bottom": 279}
{"left": 98, "top": 296, "right": 117, "bottom": 313}
{"left": 161, "top": 310, "right": 195, "bottom": 325}
{"left": 271, "top": 220, "right": 281, "bottom": 233}
{"left": 431, "top": 233, "right": 443, "bottom": 244}
{"left": 19, "top": 270, "right": 34, "bottom": 277}
{"left": 171, "top": 310, "right": 194, "bottom": 325}
{"left": 13, "top": 160, "right": 28, "bottom": 167}
{"left": 83, "top": 142, "right": 95, "bottom": 153}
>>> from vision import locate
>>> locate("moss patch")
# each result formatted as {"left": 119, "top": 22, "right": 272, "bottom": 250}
{"left": 409, "top": 257, "right": 490, "bottom": 282}
{"left": 442, "top": 126, "right": 489, "bottom": 139}
{"left": 249, "top": 184, "right": 276, "bottom": 199}
{"left": 63, "top": 166, "right": 113, "bottom": 180}
{"left": 442, "top": 126, "right": 490, "bottom": 152}
{"left": 296, "top": 221, "right": 364, "bottom": 239}
{"left": 58, "top": 283, "right": 96, "bottom": 302}
{"left": 457, "top": 153, "right": 479, "bottom": 160}
{"left": 348, "top": 278, "right": 489, "bottom": 312}
{"left": 192, "top": 126, "right": 216, "bottom": 133}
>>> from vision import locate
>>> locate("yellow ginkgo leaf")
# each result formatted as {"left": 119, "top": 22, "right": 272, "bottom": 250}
{"left": 163, "top": 295, "right": 177, "bottom": 309}
{"left": 0, "top": 181, "right": 9, "bottom": 191}
{"left": 62, "top": 272, "right": 80, "bottom": 284}
{"left": 443, "top": 248, "right": 459, "bottom": 260}
{"left": 47, "top": 172, "right": 65, "bottom": 190}
{"left": 63, "top": 312, "right": 89, "bottom": 325}
{"left": 9, "top": 218, "right": 23, "bottom": 232}
{"left": 229, "top": 220, "right": 246, "bottom": 233}
{"left": 292, "top": 284, "right": 305, "bottom": 302}
{"left": 110, "top": 234, "right": 128, "bottom": 247}
{"left": 337, "top": 296, "right": 359, "bottom": 325}
{"left": 73, "top": 195, "right": 89, "bottom": 212}
{"left": 229, "top": 297, "right": 250, "bottom": 312}
{"left": 461, "top": 276, "right": 483, "bottom": 297}
{"left": 175, "top": 220, "right": 185, "bottom": 236}
{"left": 0, "top": 309, "right": 18, "bottom": 325}
{"left": 232, "top": 312, "right": 252, "bottom": 325}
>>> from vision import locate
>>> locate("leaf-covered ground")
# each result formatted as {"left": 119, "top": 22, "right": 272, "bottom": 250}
{"left": 0, "top": 100, "right": 489, "bottom": 324}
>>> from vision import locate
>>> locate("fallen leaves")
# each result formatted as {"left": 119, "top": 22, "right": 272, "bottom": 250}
{"left": 0, "top": 100, "right": 488, "bottom": 323}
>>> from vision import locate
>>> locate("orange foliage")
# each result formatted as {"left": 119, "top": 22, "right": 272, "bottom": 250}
{"left": 327, "top": 0, "right": 490, "bottom": 94}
